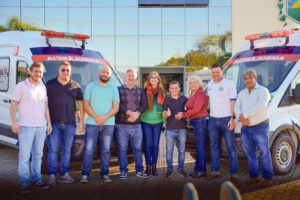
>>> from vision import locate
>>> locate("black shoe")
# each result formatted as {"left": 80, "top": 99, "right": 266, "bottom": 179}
{"left": 152, "top": 164, "right": 158, "bottom": 176}
{"left": 32, "top": 180, "right": 50, "bottom": 190}
{"left": 230, "top": 174, "right": 239, "bottom": 185}
{"left": 19, "top": 183, "right": 30, "bottom": 194}
{"left": 165, "top": 169, "right": 173, "bottom": 177}
{"left": 178, "top": 169, "right": 188, "bottom": 177}
{"left": 146, "top": 165, "right": 151, "bottom": 176}
{"left": 191, "top": 171, "right": 207, "bottom": 178}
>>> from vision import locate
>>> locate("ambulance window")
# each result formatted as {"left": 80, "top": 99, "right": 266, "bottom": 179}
{"left": 16, "top": 61, "right": 29, "bottom": 83}
{"left": 0, "top": 58, "right": 9, "bottom": 91}
{"left": 291, "top": 71, "right": 300, "bottom": 95}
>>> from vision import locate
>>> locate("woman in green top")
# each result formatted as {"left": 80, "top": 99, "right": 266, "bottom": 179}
{"left": 141, "top": 71, "right": 166, "bottom": 176}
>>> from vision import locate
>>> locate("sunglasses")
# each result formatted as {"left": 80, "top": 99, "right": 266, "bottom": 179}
{"left": 61, "top": 69, "right": 71, "bottom": 73}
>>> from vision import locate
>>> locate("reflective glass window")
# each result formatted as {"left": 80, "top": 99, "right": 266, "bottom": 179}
{"left": 68, "top": 0, "right": 91, "bottom": 7}
{"left": 116, "top": 36, "right": 138, "bottom": 68}
{"left": 0, "top": 0, "right": 20, "bottom": 6}
{"left": 139, "top": 36, "right": 162, "bottom": 66}
{"left": 21, "top": 7, "right": 44, "bottom": 28}
{"left": 21, "top": 0, "right": 43, "bottom": 7}
{"left": 116, "top": 7, "right": 138, "bottom": 35}
{"left": 45, "top": 0, "right": 68, "bottom": 7}
{"left": 45, "top": 8, "right": 68, "bottom": 32}
{"left": 69, "top": 8, "right": 91, "bottom": 35}
{"left": 162, "top": 36, "right": 185, "bottom": 65}
{"left": 92, "top": 0, "right": 114, "bottom": 7}
{"left": 162, "top": 8, "right": 185, "bottom": 36}
{"left": 139, "top": 8, "right": 161, "bottom": 36}
{"left": 209, "top": 7, "right": 231, "bottom": 35}
{"left": 0, "top": 7, "right": 20, "bottom": 26}
{"left": 116, "top": 0, "right": 138, "bottom": 7}
{"left": 91, "top": 36, "right": 115, "bottom": 67}
{"left": 209, "top": 0, "right": 231, "bottom": 6}
{"left": 186, "top": 36, "right": 209, "bottom": 67}
{"left": 92, "top": 7, "right": 114, "bottom": 36}
{"left": 186, "top": 7, "right": 208, "bottom": 36}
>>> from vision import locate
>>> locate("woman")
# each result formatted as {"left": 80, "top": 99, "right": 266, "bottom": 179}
{"left": 141, "top": 71, "right": 166, "bottom": 176}
{"left": 175, "top": 75, "right": 208, "bottom": 178}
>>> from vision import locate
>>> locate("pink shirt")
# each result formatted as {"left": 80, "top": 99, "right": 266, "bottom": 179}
{"left": 12, "top": 78, "right": 47, "bottom": 127}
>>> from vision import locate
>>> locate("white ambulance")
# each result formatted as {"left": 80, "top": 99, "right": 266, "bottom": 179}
{"left": 222, "top": 26, "right": 300, "bottom": 175}
{"left": 0, "top": 30, "right": 123, "bottom": 172}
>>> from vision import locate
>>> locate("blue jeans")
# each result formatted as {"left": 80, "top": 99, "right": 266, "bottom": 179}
{"left": 208, "top": 117, "right": 238, "bottom": 174}
{"left": 241, "top": 123, "right": 274, "bottom": 180}
{"left": 47, "top": 123, "right": 76, "bottom": 176}
{"left": 165, "top": 129, "right": 187, "bottom": 170}
{"left": 18, "top": 126, "right": 47, "bottom": 184}
{"left": 141, "top": 122, "right": 163, "bottom": 165}
{"left": 190, "top": 117, "right": 207, "bottom": 172}
{"left": 115, "top": 124, "right": 143, "bottom": 173}
{"left": 81, "top": 124, "right": 114, "bottom": 176}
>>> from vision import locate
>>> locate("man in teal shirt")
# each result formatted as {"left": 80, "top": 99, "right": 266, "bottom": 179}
{"left": 81, "top": 66, "right": 119, "bottom": 183}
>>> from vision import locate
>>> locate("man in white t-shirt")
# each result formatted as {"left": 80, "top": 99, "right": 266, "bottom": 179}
{"left": 206, "top": 63, "right": 239, "bottom": 184}
{"left": 10, "top": 62, "right": 52, "bottom": 193}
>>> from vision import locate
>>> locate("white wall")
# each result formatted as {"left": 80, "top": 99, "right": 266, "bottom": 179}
{"left": 232, "top": 0, "right": 298, "bottom": 54}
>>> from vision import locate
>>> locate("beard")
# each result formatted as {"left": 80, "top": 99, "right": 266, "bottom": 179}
{"left": 99, "top": 75, "right": 110, "bottom": 83}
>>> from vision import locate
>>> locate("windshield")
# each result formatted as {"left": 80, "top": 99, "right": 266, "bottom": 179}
{"left": 30, "top": 47, "right": 122, "bottom": 92}
{"left": 223, "top": 47, "right": 300, "bottom": 93}
{"left": 42, "top": 61, "right": 122, "bottom": 92}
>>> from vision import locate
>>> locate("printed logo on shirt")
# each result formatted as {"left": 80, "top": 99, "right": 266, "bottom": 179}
{"left": 219, "top": 87, "right": 224, "bottom": 91}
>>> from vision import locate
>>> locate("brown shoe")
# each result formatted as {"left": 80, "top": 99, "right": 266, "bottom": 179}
{"left": 260, "top": 179, "right": 272, "bottom": 188}
{"left": 206, "top": 172, "right": 221, "bottom": 180}
{"left": 230, "top": 174, "right": 239, "bottom": 185}
{"left": 244, "top": 178, "right": 260, "bottom": 185}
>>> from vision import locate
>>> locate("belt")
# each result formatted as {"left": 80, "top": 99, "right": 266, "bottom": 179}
{"left": 247, "top": 119, "right": 269, "bottom": 128}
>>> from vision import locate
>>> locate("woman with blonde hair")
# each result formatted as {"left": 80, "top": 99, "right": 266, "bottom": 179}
{"left": 140, "top": 71, "right": 166, "bottom": 176}
{"left": 175, "top": 75, "right": 208, "bottom": 178}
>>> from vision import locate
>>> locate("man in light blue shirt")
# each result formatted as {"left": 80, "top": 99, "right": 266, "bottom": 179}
{"left": 81, "top": 66, "right": 119, "bottom": 183}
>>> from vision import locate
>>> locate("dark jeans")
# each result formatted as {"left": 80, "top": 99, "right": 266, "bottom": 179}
{"left": 47, "top": 123, "right": 76, "bottom": 176}
{"left": 208, "top": 116, "right": 238, "bottom": 174}
{"left": 115, "top": 124, "right": 144, "bottom": 173}
{"left": 241, "top": 123, "right": 274, "bottom": 180}
{"left": 141, "top": 122, "right": 163, "bottom": 165}
{"left": 190, "top": 117, "right": 207, "bottom": 172}
{"left": 81, "top": 124, "right": 114, "bottom": 176}
{"left": 165, "top": 129, "right": 186, "bottom": 170}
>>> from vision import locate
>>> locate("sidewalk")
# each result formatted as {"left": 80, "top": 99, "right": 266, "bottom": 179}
{"left": 242, "top": 179, "right": 300, "bottom": 200}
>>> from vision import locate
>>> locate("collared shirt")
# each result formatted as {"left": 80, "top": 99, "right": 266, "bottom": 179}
{"left": 234, "top": 83, "right": 270, "bottom": 126}
{"left": 11, "top": 78, "right": 47, "bottom": 127}
{"left": 163, "top": 95, "right": 188, "bottom": 130}
{"left": 207, "top": 79, "right": 237, "bottom": 118}
{"left": 46, "top": 77, "right": 83, "bottom": 125}
{"left": 84, "top": 81, "right": 120, "bottom": 125}
{"left": 116, "top": 84, "right": 147, "bottom": 125}
{"left": 182, "top": 89, "right": 208, "bottom": 120}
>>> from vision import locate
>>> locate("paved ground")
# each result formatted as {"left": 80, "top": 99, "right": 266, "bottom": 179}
{"left": 0, "top": 133, "right": 300, "bottom": 200}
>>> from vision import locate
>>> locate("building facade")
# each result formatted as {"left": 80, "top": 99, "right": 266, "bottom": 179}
{"left": 0, "top": 0, "right": 232, "bottom": 72}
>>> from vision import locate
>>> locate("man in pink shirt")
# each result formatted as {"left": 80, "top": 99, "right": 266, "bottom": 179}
{"left": 10, "top": 62, "right": 52, "bottom": 193}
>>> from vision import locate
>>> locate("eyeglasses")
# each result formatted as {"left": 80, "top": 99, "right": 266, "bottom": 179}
{"left": 61, "top": 69, "right": 71, "bottom": 73}
{"left": 150, "top": 76, "right": 158, "bottom": 79}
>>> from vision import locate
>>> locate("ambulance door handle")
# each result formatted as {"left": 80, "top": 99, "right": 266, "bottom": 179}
{"left": 3, "top": 99, "right": 11, "bottom": 104}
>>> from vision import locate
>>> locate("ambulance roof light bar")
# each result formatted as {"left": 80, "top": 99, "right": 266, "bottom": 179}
{"left": 244, "top": 29, "right": 295, "bottom": 49}
{"left": 41, "top": 31, "right": 90, "bottom": 49}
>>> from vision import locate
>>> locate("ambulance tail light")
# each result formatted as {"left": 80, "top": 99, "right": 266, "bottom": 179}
{"left": 14, "top": 46, "right": 19, "bottom": 56}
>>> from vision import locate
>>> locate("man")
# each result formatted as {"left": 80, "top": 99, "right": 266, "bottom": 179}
{"left": 162, "top": 81, "right": 188, "bottom": 177}
{"left": 10, "top": 62, "right": 52, "bottom": 193}
{"left": 46, "top": 61, "right": 84, "bottom": 186}
{"left": 115, "top": 69, "right": 149, "bottom": 180}
{"left": 81, "top": 66, "right": 119, "bottom": 183}
{"left": 234, "top": 69, "right": 273, "bottom": 188}
{"left": 206, "top": 63, "right": 239, "bottom": 183}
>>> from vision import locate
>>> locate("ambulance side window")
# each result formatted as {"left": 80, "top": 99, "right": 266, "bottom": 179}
{"left": 16, "top": 61, "right": 29, "bottom": 83}
{"left": 291, "top": 71, "right": 300, "bottom": 97}
{"left": 0, "top": 58, "right": 9, "bottom": 91}
{"left": 279, "top": 71, "right": 300, "bottom": 107}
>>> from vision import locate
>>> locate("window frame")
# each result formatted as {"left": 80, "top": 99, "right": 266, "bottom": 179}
{"left": 0, "top": 57, "right": 10, "bottom": 92}
{"left": 16, "top": 60, "right": 29, "bottom": 84}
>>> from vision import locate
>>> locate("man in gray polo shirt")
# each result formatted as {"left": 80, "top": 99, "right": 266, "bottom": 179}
{"left": 234, "top": 68, "right": 274, "bottom": 188}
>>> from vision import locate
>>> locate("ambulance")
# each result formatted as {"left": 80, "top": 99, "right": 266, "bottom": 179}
{"left": 186, "top": 25, "right": 300, "bottom": 175}
{"left": 0, "top": 30, "right": 124, "bottom": 172}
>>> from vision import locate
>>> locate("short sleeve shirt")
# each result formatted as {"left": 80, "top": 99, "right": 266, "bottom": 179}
{"left": 11, "top": 78, "right": 47, "bottom": 127}
{"left": 46, "top": 77, "right": 83, "bottom": 125}
{"left": 206, "top": 79, "right": 237, "bottom": 118}
{"left": 163, "top": 95, "right": 188, "bottom": 130}
{"left": 84, "top": 81, "right": 120, "bottom": 125}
